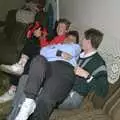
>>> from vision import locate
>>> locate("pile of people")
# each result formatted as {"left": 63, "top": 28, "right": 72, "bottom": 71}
{"left": 0, "top": 18, "right": 109, "bottom": 120}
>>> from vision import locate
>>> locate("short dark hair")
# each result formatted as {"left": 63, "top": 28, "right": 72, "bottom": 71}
{"left": 84, "top": 28, "right": 104, "bottom": 49}
{"left": 57, "top": 18, "right": 71, "bottom": 30}
{"left": 67, "top": 30, "right": 79, "bottom": 43}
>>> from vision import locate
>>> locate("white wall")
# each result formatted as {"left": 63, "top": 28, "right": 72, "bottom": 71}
{"left": 59, "top": 0, "right": 120, "bottom": 56}
{"left": 0, "top": 0, "right": 25, "bottom": 20}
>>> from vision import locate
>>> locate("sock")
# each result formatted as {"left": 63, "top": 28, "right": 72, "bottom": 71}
{"left": 8, "top": 85, "right": 17, "bottom": 93}
{"left": 18, "top": 54, "right": 29, "bottom": 67}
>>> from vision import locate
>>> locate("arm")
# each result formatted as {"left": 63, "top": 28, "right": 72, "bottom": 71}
{"left": 74, "top": 67, "right": 108, "bottom": 97}
{"left": 88, "top": 72, "right": 109, "bottom": 97}
{"left": 56, "top": 50, "right": 72, "bottom": 60}
{"left": 40, "top": 44, "right": 81, "bottom": 61}
{"left": 57, "top": 44, "right": 81, "bottom": 60}
{"left": 74, "top": 67, "right": 90, "bottom": 79}
{"left": 40, "top": 46, "right": 73, "bottom": 60}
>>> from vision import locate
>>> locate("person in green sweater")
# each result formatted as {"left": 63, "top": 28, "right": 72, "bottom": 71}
{"left": 59, "top": 28, "right": 109, "bottom": 109}
{"left": 8, "top": 28, "right": 108, "bottom": 120}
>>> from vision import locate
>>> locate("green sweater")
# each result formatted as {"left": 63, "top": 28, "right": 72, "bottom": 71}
{"left": 73, "top": 52, "right": 109, "bottom": 97}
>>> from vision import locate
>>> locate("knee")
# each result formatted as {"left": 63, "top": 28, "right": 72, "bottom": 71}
{"left": 31, "top": 55, "right": 47, "bottom": 67}
{"left": 34, "top": 55, "right": 46, "bottom": 63}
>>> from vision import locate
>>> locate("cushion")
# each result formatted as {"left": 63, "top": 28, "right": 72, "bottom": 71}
{"left": 16, "top": 9, "right": 35, "bottom": 24}
{"left": 99, "top": 51, "right": 120, "bottom": 84}
{"left": 50, "top": 109, "right": 110, "bottom": 120}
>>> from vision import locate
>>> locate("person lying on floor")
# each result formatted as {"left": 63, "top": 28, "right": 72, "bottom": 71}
{"left": 14, "top": 30, "right": 80, "bottom": 120}
{"left": 0, "top": 18, "right": 71, "bottom": 103}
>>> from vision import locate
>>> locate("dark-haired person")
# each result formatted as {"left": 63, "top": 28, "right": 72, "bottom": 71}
{"left": 0, "top": 18, "right": 71, "bottom": 75}
{"left": 0, "top": 18, "right": 71, "bottom": 103}
{"left": 0, "top": 21, "right": 45, "bottom": 103}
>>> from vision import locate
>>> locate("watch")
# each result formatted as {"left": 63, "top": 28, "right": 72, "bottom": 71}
{"left": 86, "top": 75, "right": 93, "bottom": 83}
{"left": 86, "top": 74, "right": 91, "bottom": 79}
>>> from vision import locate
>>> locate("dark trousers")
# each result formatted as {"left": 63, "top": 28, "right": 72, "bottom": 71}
{"left": 24, "top": 55, "right": 75, "bottom": 120}
{"left": 10, "top": 41, "right": 40, "bottom": 86}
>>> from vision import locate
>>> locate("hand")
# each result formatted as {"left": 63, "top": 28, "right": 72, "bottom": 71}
{"left": 26, "top": 30, "right": 32, "bottom": 38}
{"left": 74, "top": 66, "right": 89, "bottom": 78}
{"left": 61, "top": 52, "right": 72, "bottom": 60}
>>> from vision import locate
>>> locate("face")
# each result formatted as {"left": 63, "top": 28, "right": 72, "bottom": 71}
{"left": 63, "top": 35, "right": 77, "bottom": 44}
{"left": 56, "top": 23, "right": 67, "bottom": 36}
{"left": 33, "top": 27, "right": 42, "bottom": 38}
{"left": 81, "top": 36, "right": 90, "bottom": 51}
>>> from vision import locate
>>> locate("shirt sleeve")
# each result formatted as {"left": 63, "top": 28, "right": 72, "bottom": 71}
{"left": 72, "top": 44, "right": 81, "bottom": 60}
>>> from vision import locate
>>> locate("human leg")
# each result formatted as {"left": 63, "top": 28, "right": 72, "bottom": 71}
{"left": 15, "top": 55, "right": 48, "bottom": 120}
{"left": 0, "top": 85, "right": 16, "bottom": 103}
{"left": 0, "top": 41, "right": 40, "bottom": 75}
{"left": 0, "top": 48, "right": 40, "bottom": 104}
{"left": 59, "top": 90, "right": 84, "bottom": 109}
{"left": 24, "top": 55, "right": 48, "bottom": 99}
{"left": 7, "top": 75, "right": 28, "bottom": 120}
{"left": 0, "top": 74, "right": 20, "bottom": 103}
{"left": 29, "top": 61, "right": 75, "bottom": 120}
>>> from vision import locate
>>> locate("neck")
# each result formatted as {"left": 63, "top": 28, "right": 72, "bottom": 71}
{"left": 84, "top": 48, "right": 96, "bottom": 55}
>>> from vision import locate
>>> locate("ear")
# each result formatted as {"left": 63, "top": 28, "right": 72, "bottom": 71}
{"left": 87, "top": 39, "right": 93, "bottom": 48}
{"left": 65, "top": 29, "right": 69, "bottom": 32}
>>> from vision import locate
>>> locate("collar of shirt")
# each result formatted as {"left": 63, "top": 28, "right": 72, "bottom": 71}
{"left": 80, "top": 50, "right": 97, "bottom": 58}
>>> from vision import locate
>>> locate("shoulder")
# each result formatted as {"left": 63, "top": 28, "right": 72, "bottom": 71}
{"left": 91, "top": 53, "right": 107, "bottom": 77}
{"left": 85, "top": 52, "right": 107, "bottom": 76}
{"left": 92, "top": 52, "right": 106, "bottom": 66}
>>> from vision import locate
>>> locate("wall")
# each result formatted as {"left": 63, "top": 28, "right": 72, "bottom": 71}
{"left": 0, "top": 0, "right": 25, "bottom": 20}
{"left": 59, "top": 0, "right": 120, "bottom": 56}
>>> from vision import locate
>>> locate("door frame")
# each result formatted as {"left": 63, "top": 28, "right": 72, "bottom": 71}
{"left": 56, "top": 0, "right": 59, "bottom": 20}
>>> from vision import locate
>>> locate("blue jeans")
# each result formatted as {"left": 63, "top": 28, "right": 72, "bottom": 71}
{"left": 59, "top": 90, "right": 84, "bottom": 109}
